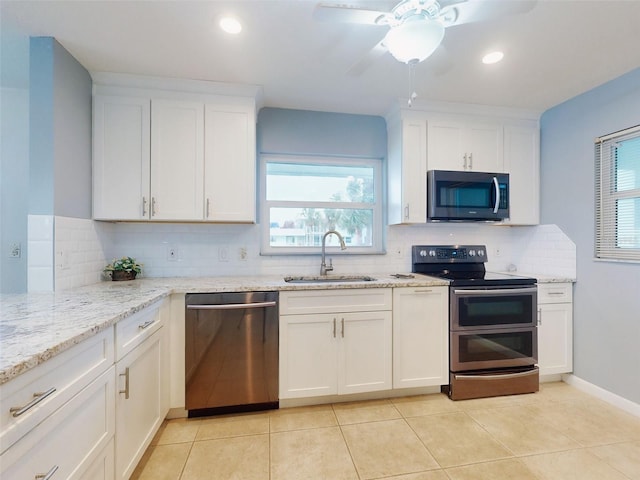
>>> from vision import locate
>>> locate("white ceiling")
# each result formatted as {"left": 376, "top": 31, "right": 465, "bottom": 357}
{"left": 2, "top": 0, "right": 640, "bottom": 116}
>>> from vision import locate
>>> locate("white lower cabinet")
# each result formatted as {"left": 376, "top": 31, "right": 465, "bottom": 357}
{"left": 115, "top": 304, "right": 167, "bottom": 480}
{"left": 0, "top": 367, "right": 116, "bottom": 480}
{"left": 279, "top": 289, "right": 393, "bottom": 399}
{"left": 392, "top": 286, "right": 449, "bottom": 389}
{"left": 537, "top": 283, "right": 573, "bottom": 375}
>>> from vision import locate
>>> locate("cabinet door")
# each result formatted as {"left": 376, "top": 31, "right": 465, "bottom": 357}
{"left": 93, "top": 95, "right": 150, "bottom": 220}
{"left": 538, "top": 303, "right": 573, "bottom": 375}
{"left": 204, "top": 104, "right": 256, "bottom": 222}
{"left": 502, "top": 125, "right": 540, "bottom": 225}
{"left": 393, "top": 287, "right": 448, "bottom": 388}
{"left": 427, "top": 120, "right": 465, "bottom": 171}
{"left": 279, "top": 314, "right": 337, "bottom": 399}
{"left": 1, "top": 368, "right": 115, "bottom": 480}
{"left": 400, "top": 119, "right": 428, "bottom": 223}
{"left": 465, "top": 123, "right": 504, "bottom": 172}
{"left": 116, "top": 328, "right": 164, "bottom": 480}
{"left": 150, "top": 99, "right": 204, "bottom": 220}
{"left": 427, "top": 119, "right": 503, "bottom": 172}
{"left": 339, "top": 311, "right": 392, "bottom": 394}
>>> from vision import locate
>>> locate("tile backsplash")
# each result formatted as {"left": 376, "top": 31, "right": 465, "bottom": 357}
{"left": 49, "top": 218, "right": 577, "bottom": 290}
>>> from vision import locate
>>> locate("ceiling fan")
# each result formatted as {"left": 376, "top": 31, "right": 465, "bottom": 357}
{"left": 314, "top": 0, "right": 536, "bottom": 73}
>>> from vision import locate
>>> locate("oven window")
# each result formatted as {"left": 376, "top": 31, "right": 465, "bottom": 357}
{"left": 458, "top": 295, "right": 534, "bottom": 328}
{"left": 458, "top": 331, "right": 534, "bottom": 363}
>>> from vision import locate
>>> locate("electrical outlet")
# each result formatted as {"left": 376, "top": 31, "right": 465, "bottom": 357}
{"left": 218, "top": 247, "right": 229, "bottom": 262}
{"left": 167, "top": 246, "right": 179, "bottom": 261}
{"left": 9, "top": 243, "right": 21, "bottom": 258}
{"left": 238, "top": 247, "right": 247, "bottom": 261}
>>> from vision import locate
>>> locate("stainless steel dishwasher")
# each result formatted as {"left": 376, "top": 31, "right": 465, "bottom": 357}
{"left": 185, "top": 291, "right": 278, "bottom": 417}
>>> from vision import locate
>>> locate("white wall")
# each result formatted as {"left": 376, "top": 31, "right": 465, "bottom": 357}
{"left": 540, "top": 67, "right": 640, "bottom": 405}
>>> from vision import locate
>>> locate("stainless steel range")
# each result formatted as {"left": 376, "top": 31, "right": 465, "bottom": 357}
{"left": 412, "top": 245, "right": 539, "bottom": 400}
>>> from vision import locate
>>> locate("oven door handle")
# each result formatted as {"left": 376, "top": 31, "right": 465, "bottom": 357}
{"left": 453, "top": 287, "right": 538, "bottom": 295}
{"left": 454, "top": 370, "right": 536, "bottom": 381}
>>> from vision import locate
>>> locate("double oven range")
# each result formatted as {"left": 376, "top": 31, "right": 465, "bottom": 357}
{"left": 412, "top": 245, "right": 539, "bottom": 400}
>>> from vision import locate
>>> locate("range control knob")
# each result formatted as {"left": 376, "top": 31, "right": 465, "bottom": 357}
{"left": 478, "top": 249, "right": 485, "bottom": 257}
{"left": 429, "top": 250, "right": 436, "bottom": 257}
{"left": 469, "top": 250, "right": 476, "bottom": 257}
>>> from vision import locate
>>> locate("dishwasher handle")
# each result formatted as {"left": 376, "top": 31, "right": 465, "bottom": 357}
{"left": 186, "top": 301, "right": 277, "bottom": 311}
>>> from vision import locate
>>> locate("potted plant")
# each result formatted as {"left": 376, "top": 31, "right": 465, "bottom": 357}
{"left": 104, "top": 256, "right": 142, "bottom": 281}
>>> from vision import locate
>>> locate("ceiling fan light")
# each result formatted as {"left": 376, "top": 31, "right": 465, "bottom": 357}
{"left": 219, "top": 16, "right": 242, "bottom": 34}
{"left": 384, "top": 17, "right": 445, "bottom": 64}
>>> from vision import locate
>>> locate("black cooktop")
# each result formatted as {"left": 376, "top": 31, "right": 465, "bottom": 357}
{"left": 411, "top": 245, "right": 537, "bottom": 287}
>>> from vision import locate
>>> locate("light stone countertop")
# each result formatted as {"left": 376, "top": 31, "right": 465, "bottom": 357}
{"left": 0, "top": 273, "right": 451, "bottom": 385}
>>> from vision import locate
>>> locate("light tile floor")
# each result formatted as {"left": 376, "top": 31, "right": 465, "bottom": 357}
{"left": 131, "top": 382, "right": 640, "bottom": 480}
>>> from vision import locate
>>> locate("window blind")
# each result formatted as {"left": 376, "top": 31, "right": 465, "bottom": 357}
{"left": 595, "top": 125, "right": 640, "bottom": 261}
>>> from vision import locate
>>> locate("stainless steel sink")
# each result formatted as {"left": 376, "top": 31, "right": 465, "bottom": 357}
{"left": 283, "top": 275, "right": 377, "bottom": 283}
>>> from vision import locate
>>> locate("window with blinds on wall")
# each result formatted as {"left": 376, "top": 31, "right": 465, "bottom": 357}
{"left": 595, "top": 125, "right": 640, "bottom": 261}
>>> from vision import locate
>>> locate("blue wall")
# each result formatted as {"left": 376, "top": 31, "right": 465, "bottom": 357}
{"left": 540, "top": 67, "right": 640, "bottom": 404}
{"left": 257, "top": 107, "right": 387, "bottom": 158}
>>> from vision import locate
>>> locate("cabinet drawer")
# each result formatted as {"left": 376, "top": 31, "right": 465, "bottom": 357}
{"left": 280, "top": 288, "right": 392, "bottom": 315}
{"left": 538, "top": 283, "right": 572, "bottom": 304}
{"left": 1, "top": 366, "right": 115, "bottom": 479}
{"left": 0, "top": 329, "right": 114, "bottom": 454}
{"left": 115, "top": 300, "right": 164, "bottom": 361}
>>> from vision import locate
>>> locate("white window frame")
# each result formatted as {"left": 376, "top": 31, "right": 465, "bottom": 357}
{"left": 595, "top": 124, "right": 640, "bottom": 262}
{"left": 260, "top": 154, "right": 384, "bottom": 255}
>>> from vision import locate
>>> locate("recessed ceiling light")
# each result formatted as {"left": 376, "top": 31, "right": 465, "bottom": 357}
{"left": 219, "top": 16, "right": 242, "bottom": 34}
{"left": 482, "top": 51, "right": 504, "bottom": 65}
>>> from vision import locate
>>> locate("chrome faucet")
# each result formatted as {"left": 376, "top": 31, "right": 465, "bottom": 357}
{"left": 320, "top": 230, "right": 347, "bottom": 275}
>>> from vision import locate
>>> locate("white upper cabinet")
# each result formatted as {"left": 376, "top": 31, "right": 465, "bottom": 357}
{"left": 204, "top": 102, "right": 256, "bottom": 222}
{"left": 427, "top": 118, "right": 504, "bottom": 173}
{"left": 387, "top": 114, "right": 427, "bottom": 224}
{"left": 150, "top": 100, "right": 205, "bottom": 221}
{"left": 502, "top": 124, "right": 540, "bottom": 225}
{"left": 92, "top": 77, "right": 258, "bottom": 223}
{"left": 93, "top": 95, "right": 151, "bottom": 220}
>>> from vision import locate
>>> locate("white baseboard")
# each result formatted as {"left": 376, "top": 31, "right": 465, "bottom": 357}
{"left": 562, "top": 374, "right": 640, "bottom": 418}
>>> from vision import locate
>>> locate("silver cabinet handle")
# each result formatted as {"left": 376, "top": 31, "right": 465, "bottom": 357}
{"left": 333, "top": 318, "right": 336, "bottom": 338}
{"left": 469, "top": 152, "right": 473, "bottom": 170}
{"left": 547, "top": 291, "right": 565, "bottom": 296}
{"left": 341, "top": 318, "right": 345, "bottom": 338}
{"left": 142, "top": 196, "right": 147, "bottom": 217}
{"left": 463, "top": 153, "right": 467, "bottom": 170}
{"left": 151, "top": 197, "right": 157, "bottom": 216}
{"left": 414, "top": 289, "right": 433, "bottom": 293}
{"left": 35, "top": 465, "right": 59, "bottom": 480}
{"left": 493, "top": 176, "right": 500, "bottom": 214}
{"left": 119, "top": 367, "right": 130, "bottom": 399}
{"left": 206, "top": 198, "right": 210, "bottom": 218}
{"left": 138, "top": 319, "right": 156, "bottom": 330}
{"left": 9, "top": 387, "right": 56, "bottom": 417}
{"left": 537, "top": 308, "right": 542, "bottom": 326}
{"left": 404, "top": 204, "right": 409, "bottom": 220}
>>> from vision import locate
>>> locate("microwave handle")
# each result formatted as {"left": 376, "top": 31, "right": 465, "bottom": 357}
{"left": 492, "top": 177, "right": 500, "bottom": 214}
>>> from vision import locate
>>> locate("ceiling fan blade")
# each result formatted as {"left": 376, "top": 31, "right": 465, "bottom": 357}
{"left": 346, "top": 39, "right": 389, "bottom": 76}
{"left": 449, "top": 0, "right": 537, "bottom": 27}
{"left": 423, "top": 44, "right": 453, "bottom": 76}
{"left": 313, "top": 3, "right": 391, "bottom": 25}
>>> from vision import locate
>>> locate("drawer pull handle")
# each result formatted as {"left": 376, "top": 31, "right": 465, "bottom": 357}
{"left": 119, "top": 367, "right": 130, "bottom": 399}
{"left": 547, "top": 292, "right": 565, "bottom": 295}
{"left": 341, "top": 318, "right": 345, "bottom": 338}
{"left": 333, "top": 318, "right": 336, "bottom": 338}
{"left": 138, "top": 319, "right": 156, "bottom": 330}
{"left": 35, "top": 465, "right": 59, "bottom": 480}
{"left": 414, "top": 289, "right": 433, "bottom": 293}
{"left": 9, "top": 387, "right": 56, "bottom": 417}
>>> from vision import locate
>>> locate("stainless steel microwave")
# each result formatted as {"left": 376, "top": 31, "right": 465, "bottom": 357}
{"left": 427, "top": 170, "right": 509, "bottom": 221}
